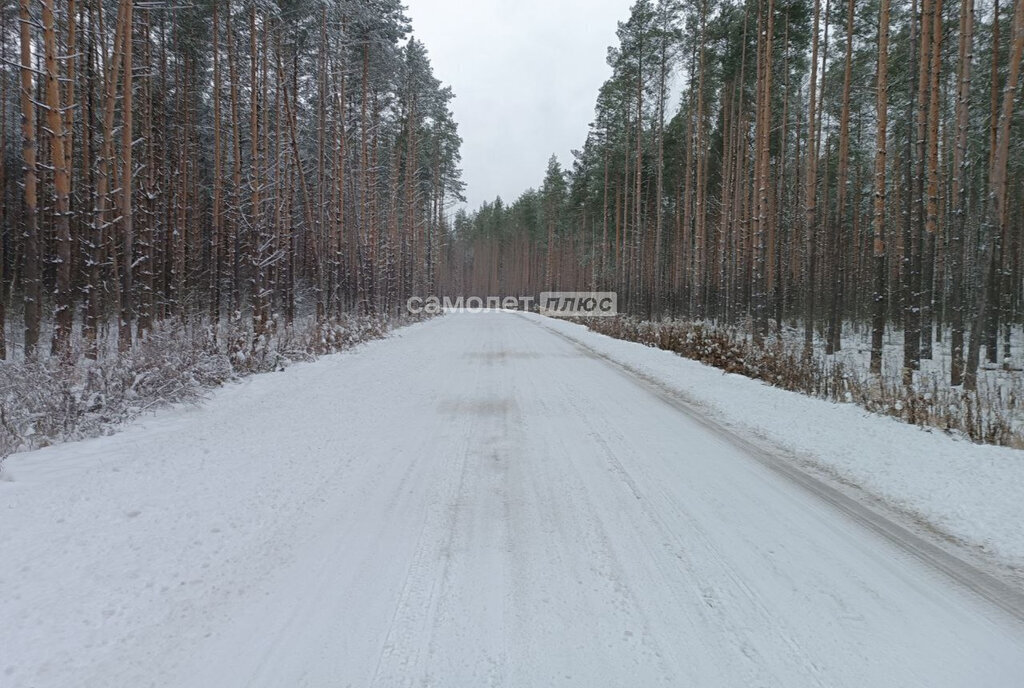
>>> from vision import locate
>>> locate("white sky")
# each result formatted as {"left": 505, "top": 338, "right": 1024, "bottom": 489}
{"left": 403, "top": 0, "right": 635, "bottom": 210}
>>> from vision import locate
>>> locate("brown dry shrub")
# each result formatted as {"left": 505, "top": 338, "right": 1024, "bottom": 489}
{"left": 581, "top": 316, "right": 1021, "bottom": 448}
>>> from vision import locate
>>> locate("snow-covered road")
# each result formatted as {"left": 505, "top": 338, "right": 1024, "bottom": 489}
{"left": 3, "top": 311, "right": 1024, "bottom": 687}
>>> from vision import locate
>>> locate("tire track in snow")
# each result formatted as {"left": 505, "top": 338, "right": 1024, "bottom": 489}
{"left": 562, "top": 390, "right": 830, "bottom": 687}
{"left": 525, "top": 314, "right": 1024, "bottom": 625}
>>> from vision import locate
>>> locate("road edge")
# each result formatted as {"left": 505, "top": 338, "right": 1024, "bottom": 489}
{"left": 523, "top": 313, "right": 1024, "bottom": 625}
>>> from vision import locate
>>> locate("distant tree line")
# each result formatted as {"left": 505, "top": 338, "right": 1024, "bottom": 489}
{"left": 449, "top": 0, "right": 1024, "bottom": 390}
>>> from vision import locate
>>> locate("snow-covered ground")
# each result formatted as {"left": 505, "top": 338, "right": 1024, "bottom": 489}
{"left": 534, "top": 313, "right": 1024, "bottom": 572}
{"left": 1, "top": 311, "right": 1023, "bottom": 687}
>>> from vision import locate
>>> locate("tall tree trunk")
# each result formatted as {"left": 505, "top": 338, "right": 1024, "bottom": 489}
{"left": 950, "top": 0, "right": 974, "bottom": 385}
{"left": 804, "top": 0, "right": 821, "bottom": 357}
{"left": 829, "top": 0, "right": 855, "bottom": 356}
{"left": 118, "top": 0, "right": 134, "bottom": 351}
{"left": 227, "top": 0, "right": 242, "bottom": 320}
{"left": 19, "top": 0, "right": 41, "bottom": 357}
{"left": 210, "top": 0, "right": 223, "bottom": 327}
{"left": 871, "top": 0, "right": 891, "bottom": 375}
{"left": 653, "top": 3, "right": 669, "bottom": 316}
{"left": 921, "top": 0, "right": 944, "bottom": 359}
{"left": 42, "top": 0, "right": 73, "bottom": 359}
{"left": 0, "top": 3, "right": 7, "bottom": 360}
{"left": 753, "top": 0, "right": 775, "bottom": 344}
{"left": 984, "top": 0, "right": 1002, "bottom": 364}
{"left": 633, "top": 33, "right": 644, "bottom": 313}
{"left": 965, "top": 0, "right": 1024, "bottom": 390}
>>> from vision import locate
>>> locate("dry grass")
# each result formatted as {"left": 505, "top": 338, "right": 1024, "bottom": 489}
{"left": 583, "top": 317, "right": 1022, "bottom": 448}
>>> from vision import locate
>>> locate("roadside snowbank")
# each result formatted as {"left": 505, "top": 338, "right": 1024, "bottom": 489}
{"left": 0, "top": 317, "right": 441, "bottom": 688}
{"left": 0, "top": 314, "right": 402, "bottom": 460}
{"left": 528, "top": 313, "right": 1024, "bottom": 572}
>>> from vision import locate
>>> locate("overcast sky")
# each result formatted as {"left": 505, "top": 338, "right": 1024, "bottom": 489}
{"left": 403, "top": 0, "right": 634, "bottom": 210}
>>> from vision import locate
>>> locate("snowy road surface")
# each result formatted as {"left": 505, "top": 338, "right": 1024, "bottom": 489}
{"left": 3, "top": 312, "right": 1024, "bottom": 687}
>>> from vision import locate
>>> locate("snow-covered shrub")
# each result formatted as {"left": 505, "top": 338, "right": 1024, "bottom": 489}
{"left": 0, "top": 312, "right": 413, "bottom": 461}
{"left": 582, "top": 316, "right": 1022, "bottom": 448}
